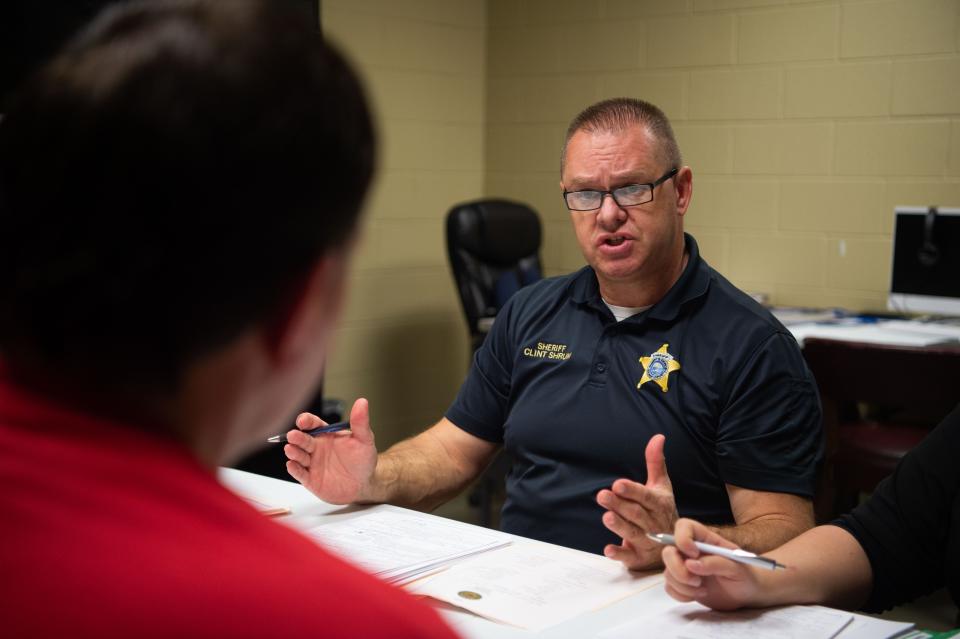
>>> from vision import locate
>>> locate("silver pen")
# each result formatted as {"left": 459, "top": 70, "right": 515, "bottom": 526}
{"left": 647, "top": 532, "right": 789, "bottom": 571}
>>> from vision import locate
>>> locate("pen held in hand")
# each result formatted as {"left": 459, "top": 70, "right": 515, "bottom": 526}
{"left": 647, "top": 532, "right": 789, "bottom": 571}
{"left": 266, "top": 421, "right": 351, "bottom": 443}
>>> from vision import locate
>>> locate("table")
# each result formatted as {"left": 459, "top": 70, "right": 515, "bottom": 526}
{"left": 777, "top": 314, "right": 960, "bottom": 349}
{"left": 218, "top": 468, "right": 909, "bottom": 639}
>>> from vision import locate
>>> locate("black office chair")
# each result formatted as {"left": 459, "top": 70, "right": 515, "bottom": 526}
{"left": 446, "top": 199, "right": 543, "bottom": 352}
{"left": 446, "top": 199, "right": 542, "bottom": 528}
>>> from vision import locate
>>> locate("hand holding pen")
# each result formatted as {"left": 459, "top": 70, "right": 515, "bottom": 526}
{"left": 659, "top": 518, "right": 788, "bottom": 611}
{"left": 648, "top": 532, "right": 787, "bottom": 571}
{"left": 279, "top": 398, "right": 380, "bottom": 506}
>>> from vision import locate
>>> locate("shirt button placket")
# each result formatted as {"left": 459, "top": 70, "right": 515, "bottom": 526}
{"left": 590, "top": 327, "right": 613, "bottom": 384}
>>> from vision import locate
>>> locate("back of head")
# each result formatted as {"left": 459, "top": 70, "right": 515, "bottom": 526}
{"left": 562, "top": 97, "right": 681, "bottom": 171}
{"left": 0, "top": 0, "right": 374, "bottom": 393}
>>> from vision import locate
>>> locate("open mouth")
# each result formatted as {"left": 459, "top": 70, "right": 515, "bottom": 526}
{"left": 604, "top": 236, "right": 626, "bottom": 246}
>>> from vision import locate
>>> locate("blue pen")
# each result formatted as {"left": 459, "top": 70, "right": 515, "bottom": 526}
{"left": 266, "top": 421, "right": 351, "bottom": 443}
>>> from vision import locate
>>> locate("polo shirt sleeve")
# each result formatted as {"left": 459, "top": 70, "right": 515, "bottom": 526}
{"left": 444, "top": 295, "right": 520, "bottom": 443}
{"left": 715, "top": 331, "right": 822, "bottom": 496}
{"left": 831, "top": 404, "right": 960, "bottom": 613}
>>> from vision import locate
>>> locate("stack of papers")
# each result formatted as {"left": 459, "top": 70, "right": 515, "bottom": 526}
{"left": 881, "top": 320, "right": 960, "bottom": 341}
{"left": 789, "top": 322, "right": 956, "bottom": 347}
{"left": 307, "top": 509, "right": 510, "bottom": 584}
{"left": 410, "top": 541, "right": 662, "bottom": 631}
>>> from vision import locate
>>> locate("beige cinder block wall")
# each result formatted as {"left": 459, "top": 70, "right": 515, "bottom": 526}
{"left": 486, "top": 0, "right": 960, "bottom": 311}
{"left": 319, "top": 0, "right": 959, "bottom": 448}
{"left": 320, "top": 1, "right": 486, "bottom": 447}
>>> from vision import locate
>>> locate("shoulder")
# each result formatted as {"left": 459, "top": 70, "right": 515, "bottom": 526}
{"left": 697, "top": 263, "right": 796, "bottom": 353}
{"left": 831, "top": 404, "right": 960, "bottom": 613}
{"left": 266, "top": 532, "right": 453, "bottom": 635}
{"left": 706, "top": 267, "right": 786, "bottom": 333}
{"left": 894, "top": 403, "right": 960, "bottom": 485}
{"left": 507, "top": 267, "right": 584, "bottom": 310}
{"left": 164, "top": 510, "right": 455, "bottom": 637}
{"left": 491, "top": 267, "right": 587, "bottom": 333}
{"left": 3, "top": 443, "right": 455, "bottom": 638}
{"left": 681, "top": 260, "right": 810, "bottom": 388}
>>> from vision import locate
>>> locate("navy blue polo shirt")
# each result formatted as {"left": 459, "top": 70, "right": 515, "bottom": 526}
{"left": 446, "top": 234, "right": 822, "bottom": 555}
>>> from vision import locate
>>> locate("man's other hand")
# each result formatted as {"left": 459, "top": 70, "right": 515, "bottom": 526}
{"left": 596, "top": 434, "right": 679, "bottom": 570}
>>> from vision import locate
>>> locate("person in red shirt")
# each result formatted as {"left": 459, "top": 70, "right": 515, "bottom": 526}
{"left": 0, "top": 2, "right": 457, "bottom": 638}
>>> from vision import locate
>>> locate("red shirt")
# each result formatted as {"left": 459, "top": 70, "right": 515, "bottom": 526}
{"left": 0, "top": 378, "right": 459, "bottom": 638}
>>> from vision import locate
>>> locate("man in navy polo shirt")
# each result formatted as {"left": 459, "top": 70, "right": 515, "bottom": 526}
{"left": 285, "top": 98, "right": 821, "bottom": 569}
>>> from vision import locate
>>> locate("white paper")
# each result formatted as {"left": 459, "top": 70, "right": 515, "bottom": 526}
{"left": 832, "top": 616, "right": 915, "bottom": 639}
{"left": 880, "top": 320, "right": 960, "bottom": 340}
{"left": 597, "top": 602, "right": 912, "bottom": 639}
{"left": 789, "top": 323, "right": 953, "bottom": 347}
{"left": 410, "top": 541, "right": 662, "bottom": 631}
{"left": 678, "top": 606, "right": 853, "bottom": 639}
{"left": 307, "top": 509, "right": 509, "bottom": 583}
{"left": 596, "top": 600, "right": 705, "bottom": 638}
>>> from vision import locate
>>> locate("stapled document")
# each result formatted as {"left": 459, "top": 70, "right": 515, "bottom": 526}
{"left": 410, "top": 541, "right": 662, "bottom": 631}
{"left": 307, "top": 509, "right": 510, "bottom": 584}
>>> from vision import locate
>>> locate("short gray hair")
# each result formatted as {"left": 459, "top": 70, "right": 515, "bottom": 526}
{"left": 561, "top": 97, "right": 682, "bottom": 173}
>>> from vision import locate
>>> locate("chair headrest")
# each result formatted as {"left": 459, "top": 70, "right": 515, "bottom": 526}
{"left": 447, "top": 199, "right": 541, "bottom": 267}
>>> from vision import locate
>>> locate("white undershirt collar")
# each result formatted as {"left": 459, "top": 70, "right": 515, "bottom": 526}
{"left": 602, "top": 299, "right": 651, "bottom": 322}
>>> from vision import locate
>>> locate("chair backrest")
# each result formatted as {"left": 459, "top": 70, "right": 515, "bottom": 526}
{"left": 446, "top": 199, "right": 542, "bottom": 350}
{"left": 803, "top": 337, "right": 960, "bottom": 520}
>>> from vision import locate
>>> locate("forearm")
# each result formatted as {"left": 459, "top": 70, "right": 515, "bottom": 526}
{"left": 709, "top": 509, "right": 813, "bottom": 553}
{"left": 713, "top": 489, "right": 816, "bottom": 553}
{"left": 748, "top": 525, "right": 874, "bottom": 610}
{"left": 360, "top": 424, "right": 492, "bottom": 511}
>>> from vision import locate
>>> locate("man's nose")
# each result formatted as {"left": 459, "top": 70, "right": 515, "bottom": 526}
{"left": 596, "top": 192, "right": 627, "bottom": 229}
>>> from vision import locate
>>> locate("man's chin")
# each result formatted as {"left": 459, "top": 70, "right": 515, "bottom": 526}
{"left": 591, "top": 258, "right": 646, "bottom": 283}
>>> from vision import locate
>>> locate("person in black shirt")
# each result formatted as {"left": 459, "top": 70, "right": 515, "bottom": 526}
{"left": 662, "top": 403, "right": 960, "bottom": 614}
{"left": 284, "top": 97, "right": 822, "bottom": 569}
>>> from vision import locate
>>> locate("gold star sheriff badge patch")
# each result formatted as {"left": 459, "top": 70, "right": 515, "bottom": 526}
{"left": 637, "top": 343, "right": 681, "bottom": 392}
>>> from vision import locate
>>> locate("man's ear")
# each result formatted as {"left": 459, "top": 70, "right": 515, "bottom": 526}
{"left": 674, "top": 166, "right": 693, "bottom": 217}
{"left": 261, "top": 251, "right": 347, "bottom": 367}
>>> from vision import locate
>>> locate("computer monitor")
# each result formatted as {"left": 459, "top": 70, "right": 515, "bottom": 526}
{"left": 888, "top": 205, "right": 960, "bottom": 316}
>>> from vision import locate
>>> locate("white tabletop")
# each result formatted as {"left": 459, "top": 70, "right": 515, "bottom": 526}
{"left": 218, "top": 468, "right": 907, "bottom": 639}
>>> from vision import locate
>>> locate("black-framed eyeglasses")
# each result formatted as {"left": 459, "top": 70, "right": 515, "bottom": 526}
{"left": 562, "top": 168, "right": 679, "bottom": 211}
